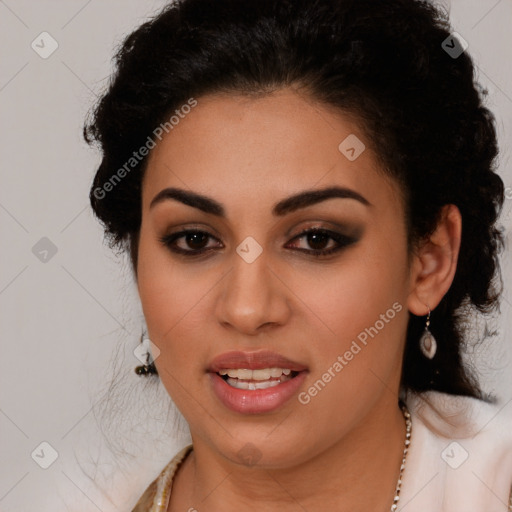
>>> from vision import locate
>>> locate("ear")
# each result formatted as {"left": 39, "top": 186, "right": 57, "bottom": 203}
{"left": 407, "top": 204, "right": 462, "bottom": 316}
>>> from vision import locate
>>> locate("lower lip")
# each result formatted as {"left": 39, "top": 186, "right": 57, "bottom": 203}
{"left": 209, "top": 371, "right": 307, "bottom": 414}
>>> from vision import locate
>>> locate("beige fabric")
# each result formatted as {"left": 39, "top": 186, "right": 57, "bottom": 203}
{"left": 131, "top": 445, "right": 193, "bottom": 512}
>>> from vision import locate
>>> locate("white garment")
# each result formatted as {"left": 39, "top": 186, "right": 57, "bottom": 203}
{"left": 399, "top": 390, "right": 512, "bottom": 511}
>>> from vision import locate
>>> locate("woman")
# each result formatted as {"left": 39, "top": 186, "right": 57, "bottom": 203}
{"left": 85, "top": 0, "right": 512, "bottom": 510}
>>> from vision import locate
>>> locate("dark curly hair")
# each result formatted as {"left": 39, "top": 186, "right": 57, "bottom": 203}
{"left": 85, "top": 0, "right": 505, "bottom": 400}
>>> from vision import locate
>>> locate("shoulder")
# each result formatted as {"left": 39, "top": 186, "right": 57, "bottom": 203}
{"left": 406, "top": 389, "right": 511, "bottom": 441}
{"left": 131, "top": 444, "right": 193, "bottom": 512}
{"left": 401, "top": 391, "right": 512, "bottom": 511}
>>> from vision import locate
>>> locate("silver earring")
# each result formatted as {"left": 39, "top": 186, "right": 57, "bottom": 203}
{"left": 134, "top": 332, "right": 158, "bottom": 376}
{"left": 419, "top": 307, "right": 437, "bottom": 359}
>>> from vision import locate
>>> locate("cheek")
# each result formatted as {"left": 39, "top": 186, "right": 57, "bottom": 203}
{"left": 136, "top": 231, "right": 202, "bottom": 356}
{"left": 304, "top": 234, "right": 408, "bottom": 340}
{"left": 298, "top": 232, "right": 409, "bottom": 399}
{"left": 138, "top": 271, "right": 208, "bottom": 351}
{"left": 137, "top": 255, "right": 210, "bottom": 412}
{"left": 135, "top": 230, "right": 233, "bottom": 417}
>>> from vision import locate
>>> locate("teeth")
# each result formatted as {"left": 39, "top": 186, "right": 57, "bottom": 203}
{"left": 227, "top": 378, "right": 282, "bottom": 390}
{"left": 217, "top": 367, "right": 298, "bottom": 390}
{"left": 227, "top": 369, "right": 253, "bottom": 379}
{"left": 218, "top": 368, "right": 292, "bottom": 380}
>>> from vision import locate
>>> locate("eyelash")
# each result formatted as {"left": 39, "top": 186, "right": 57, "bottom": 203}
{"left": 158, "top": 227, "right": 357, "bottom": 258}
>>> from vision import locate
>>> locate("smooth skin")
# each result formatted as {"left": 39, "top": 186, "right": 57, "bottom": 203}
{"left": 136, "top": 87, "right": 461, "bottom": 511}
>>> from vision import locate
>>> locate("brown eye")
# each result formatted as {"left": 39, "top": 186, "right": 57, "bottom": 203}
{"left": 159, "top": 230, "right": 222, "bottom": 255}
{"left": 287, "top": 228, "right": 358, "bottom": 257}
{"left": 305, "top": 231, "right": 331, "bottom": 251}
{"left": 184, "top": 232, "right": 209, "bottom": 250}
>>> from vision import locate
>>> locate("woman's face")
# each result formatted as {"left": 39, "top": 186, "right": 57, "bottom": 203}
{"left": 137, "top": 88, "right": 414, "bottom": 468}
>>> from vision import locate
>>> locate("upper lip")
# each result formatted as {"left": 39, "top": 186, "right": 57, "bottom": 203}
{"left": 208, "top": 350, "right": 308, "bottom": 373}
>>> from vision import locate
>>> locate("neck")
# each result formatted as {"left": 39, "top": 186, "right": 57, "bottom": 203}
{"left": 171, "top": 397, "right": 407, "bottom": 512}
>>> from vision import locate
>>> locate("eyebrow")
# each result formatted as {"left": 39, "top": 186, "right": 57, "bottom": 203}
{"left": 149, "top": 186, "right": 370, "bottom": 217}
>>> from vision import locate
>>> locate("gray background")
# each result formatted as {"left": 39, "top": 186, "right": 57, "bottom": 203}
{"left": 1, "top": 0, "right": 511, "bottom": 510}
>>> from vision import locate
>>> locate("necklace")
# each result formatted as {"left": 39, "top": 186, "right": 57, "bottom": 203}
{"left": 390, "top": 401, "right": 412, "bottom": 511}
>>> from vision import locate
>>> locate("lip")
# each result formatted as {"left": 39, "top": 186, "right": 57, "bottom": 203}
{"left": 208, "top": 350, "right": 308, "bottom": 372}
{"left": 208, "top": 350, "right": 308, "bottom": 414}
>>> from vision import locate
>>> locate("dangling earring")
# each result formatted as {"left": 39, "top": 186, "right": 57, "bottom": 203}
{"left": 134, "top": 332, "right": 159, "bottom": 376}
{"left": 419, "top": 306, "right": 437, "bottom": 359}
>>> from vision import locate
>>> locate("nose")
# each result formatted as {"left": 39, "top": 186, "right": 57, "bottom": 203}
{"left": 214, "top": 250, "right": 291, "bottom": 336}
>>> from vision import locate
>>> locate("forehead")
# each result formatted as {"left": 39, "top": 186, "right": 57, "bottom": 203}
{"left": 142, "top": 88, "right": 399, "bottom": 213}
